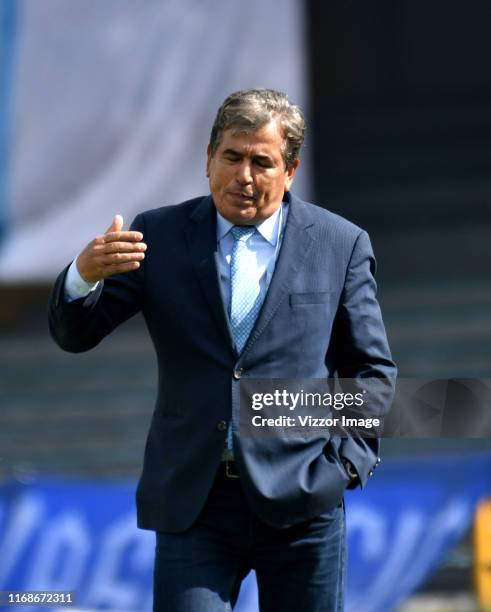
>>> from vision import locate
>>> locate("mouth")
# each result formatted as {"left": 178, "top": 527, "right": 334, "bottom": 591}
{"left": 227, "top": 192, "right": 256, "bottom": 203}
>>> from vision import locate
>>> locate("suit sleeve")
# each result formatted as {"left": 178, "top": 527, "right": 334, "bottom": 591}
{"left": 329, "top": 230, "right": 397, "bottom": 488}
{"left": 48, "top": 214, "right": 146, "bottom": 353}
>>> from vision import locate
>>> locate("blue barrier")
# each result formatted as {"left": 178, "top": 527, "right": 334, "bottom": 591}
{"left": 1, "top": 454, "right": 490, "bottom": 612}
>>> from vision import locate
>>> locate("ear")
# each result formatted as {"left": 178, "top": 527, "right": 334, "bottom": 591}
{"left": 284, "top": 159, "right": 299, "bottom": 191}
{"left": 206, "top": 144, "right": 212, "bottom": 178}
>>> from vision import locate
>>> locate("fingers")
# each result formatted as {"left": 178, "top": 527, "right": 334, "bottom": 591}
{"left": 98, "top": 251, "right": 146, "bottom": 266}
{"left": 78, "top": 252, "right": 144, "bottom": 282}
{"left": 94, "top": 240, "right": 147, "bottom": 255}
{"left": 103, "top": 215, "right": 143, "bottom": 244}
{"left": 91, "top": 238, "right": 147, "bottom": 270}
{"left": 102, "top": 230, "right": 144, "bottom": 243}
{"left": 105, "top": 214, "right": 124, "bottom": 234}
{"left": 100, "top": 261, "right": 142, "bottom": 276}
{"left": 77, "top": 215, "right": 147, "bottom": 282}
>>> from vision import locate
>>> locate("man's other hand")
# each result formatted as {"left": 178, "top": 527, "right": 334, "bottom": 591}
{"left": 76, "top": 215, "right": 147, "bottom": 283}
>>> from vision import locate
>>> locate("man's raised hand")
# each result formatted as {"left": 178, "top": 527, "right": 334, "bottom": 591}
{"left": 76, "top": 215, "right": 147, "bottom": 283}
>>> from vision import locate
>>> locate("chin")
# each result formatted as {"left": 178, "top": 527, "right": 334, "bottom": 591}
{"left": 237, "top": 206, "right": 256, "bottom": 217}
{"left": 235, "top": 210, "right": 259, "bottom": 225}
{"left": 220, "top": 206, "right": 257, "bottom": 225}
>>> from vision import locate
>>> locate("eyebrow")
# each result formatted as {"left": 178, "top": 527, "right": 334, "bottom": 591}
{"left": 222, "top": 148, "right": 273, "bottom": 163}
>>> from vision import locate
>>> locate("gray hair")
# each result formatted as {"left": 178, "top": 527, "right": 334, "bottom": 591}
{"left": 209, "top": 88, "right": 305, "bottom": 169}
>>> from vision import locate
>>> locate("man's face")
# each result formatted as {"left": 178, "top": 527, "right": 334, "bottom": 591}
{"left": 206, "top": 118, "right": 299, "bottom": 225}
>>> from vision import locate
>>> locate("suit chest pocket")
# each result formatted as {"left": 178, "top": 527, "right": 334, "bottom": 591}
{"left": 289, "top": 291, "right": 333, "bottom": 306}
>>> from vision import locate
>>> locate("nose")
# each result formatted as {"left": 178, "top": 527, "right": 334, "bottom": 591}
{"left": 236, "top": 161, "right": 253, "bottom": 185}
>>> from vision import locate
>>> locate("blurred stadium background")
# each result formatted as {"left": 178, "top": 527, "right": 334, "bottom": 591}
{"left": 0, "top": 1, "right": 490, "bottom": 611}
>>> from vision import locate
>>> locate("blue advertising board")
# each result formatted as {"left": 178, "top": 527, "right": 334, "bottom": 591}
{"left": 1, "top": 454, "right": 490, "bottom": 612}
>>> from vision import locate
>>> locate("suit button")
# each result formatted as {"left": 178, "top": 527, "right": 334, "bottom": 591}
{"left": 369, "top": 470, "right": 374, "bottom": 477}
{"left": 217, "top": 420, "right": 227, "bottom": 432}
{"left": 233, "top": 368, "right": 243, "bottom": 380}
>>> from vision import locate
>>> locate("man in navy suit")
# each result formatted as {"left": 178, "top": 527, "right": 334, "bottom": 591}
{"left": 49, "top": 89, "right": 396, "bottom": 611}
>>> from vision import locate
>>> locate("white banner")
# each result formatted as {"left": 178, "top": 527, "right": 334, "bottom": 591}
{"left": 0, "top": 0, "right": 309, "bottom": 281}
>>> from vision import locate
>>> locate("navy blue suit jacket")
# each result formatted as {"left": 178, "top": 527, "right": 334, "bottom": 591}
{"left": 48, "top": 192, "right": 396, "bottom": 532}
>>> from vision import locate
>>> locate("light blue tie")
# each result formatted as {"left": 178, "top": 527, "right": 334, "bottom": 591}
{"left": 229, "top": 225, "right": 263, "bottom": 353}
{"left": 225, "top": 225, "right": 263, "bottom": 455}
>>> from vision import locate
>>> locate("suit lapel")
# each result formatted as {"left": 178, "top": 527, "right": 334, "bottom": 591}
{"left": 184, "top": 194, "right": 316, "bottom": 357}
{"left": 242, "top": 193, "right": 315, "bottom": 355}
{"left": 184, "top": 196, "right": 236, "bottom": 351}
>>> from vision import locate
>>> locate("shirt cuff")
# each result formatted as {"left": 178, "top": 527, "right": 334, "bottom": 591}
{"left": 64, "top": 258, "right": 99, "bottom": 302}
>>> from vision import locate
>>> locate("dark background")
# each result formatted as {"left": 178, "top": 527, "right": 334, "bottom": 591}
{"left": 307, "top": 0, "right": 491, "bottom": 381}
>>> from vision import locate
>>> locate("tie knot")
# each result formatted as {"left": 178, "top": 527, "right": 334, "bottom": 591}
{"left": 231, "top": 225, "right": 256, "bottom": 243}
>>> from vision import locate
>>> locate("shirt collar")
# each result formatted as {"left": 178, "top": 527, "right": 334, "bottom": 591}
{"left": 216, "top": 201, "right": 284, "bottom": 246}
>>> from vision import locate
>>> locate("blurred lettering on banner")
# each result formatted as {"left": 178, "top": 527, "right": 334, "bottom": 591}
{"left": 0, "top": 455, "right": 490, "bottom": 612}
